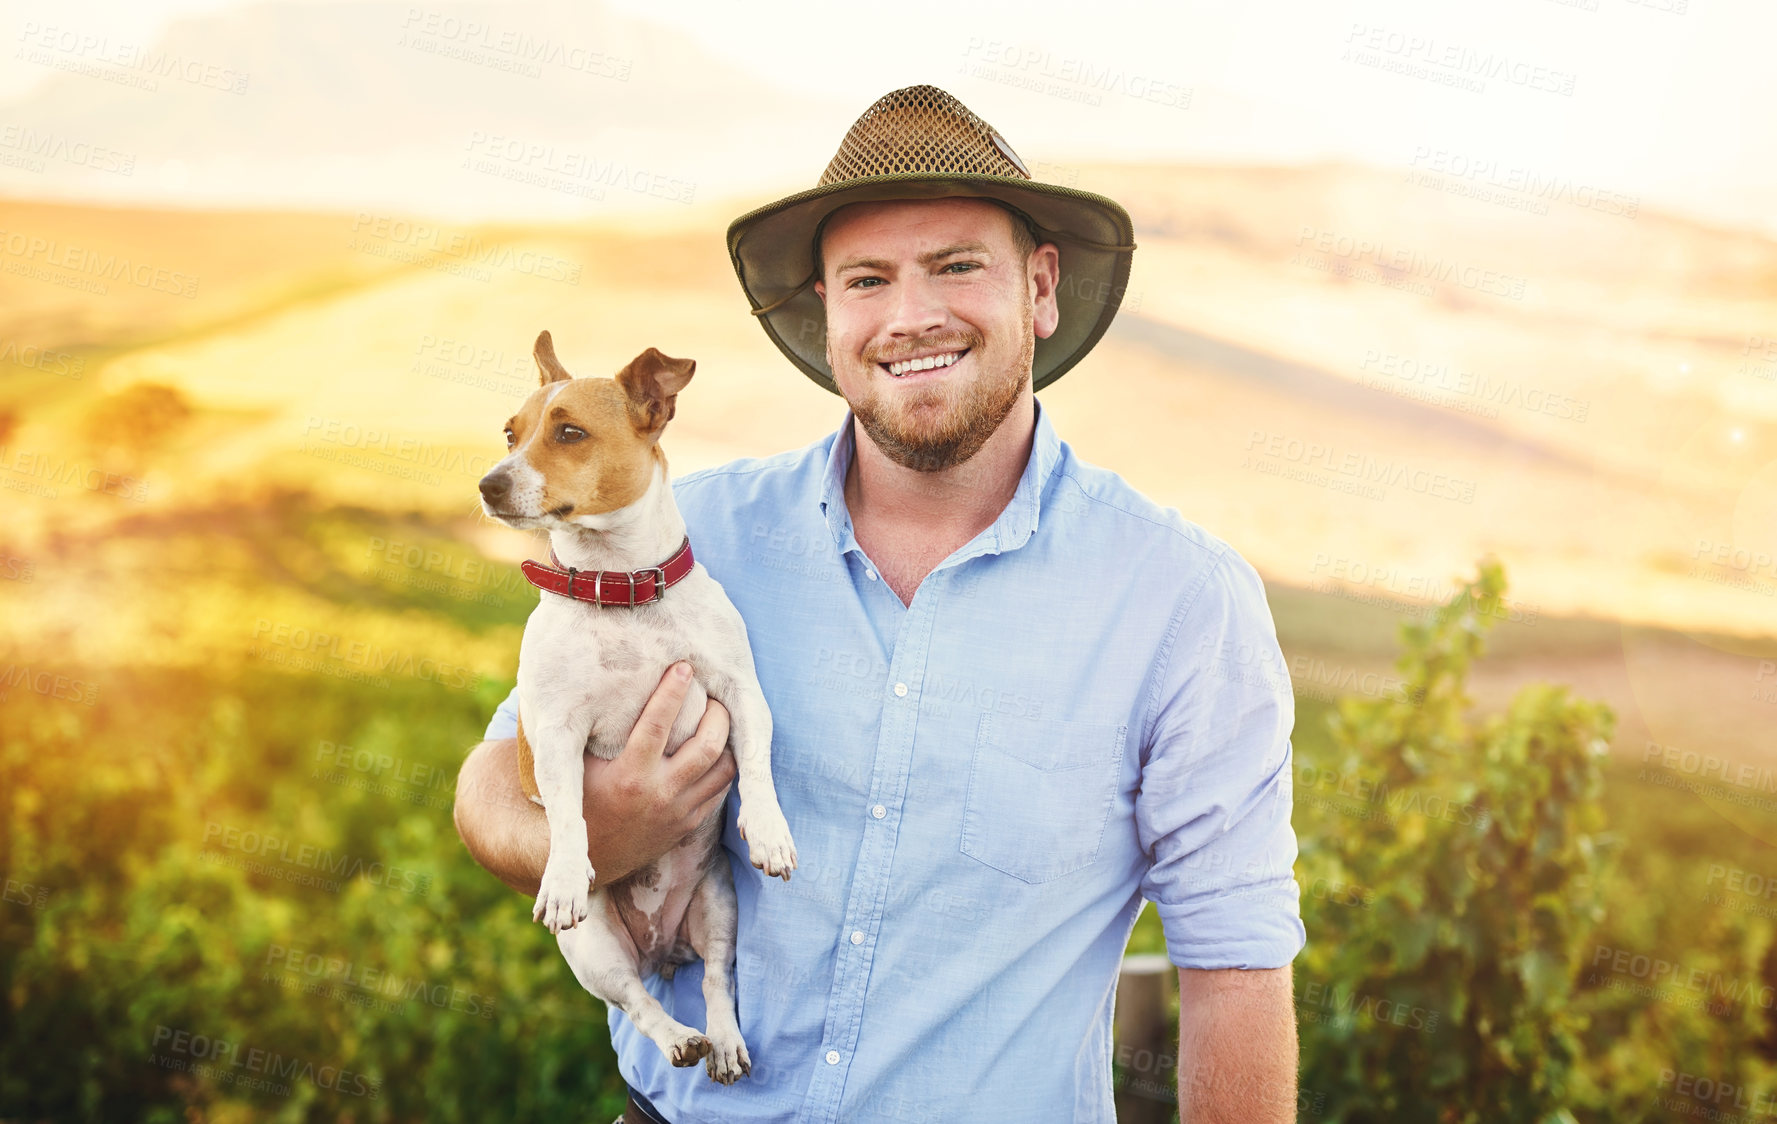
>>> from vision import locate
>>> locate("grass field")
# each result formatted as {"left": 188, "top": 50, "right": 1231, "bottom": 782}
{"left": 4, "top": 188, "right": 1776, "bottom": 1120}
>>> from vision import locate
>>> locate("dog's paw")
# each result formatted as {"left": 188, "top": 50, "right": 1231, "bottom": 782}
{"left": 667, "top": 1032, "right": 711, "bottom": 1068}
{"left": 704, "top": 1029, "right": 751, "bottom": 1085}
{"left": 532, "top": 855, "right": 594, "bottom": 933}
{"left": 736, "top": 801, "right": 797, "bottom": 882}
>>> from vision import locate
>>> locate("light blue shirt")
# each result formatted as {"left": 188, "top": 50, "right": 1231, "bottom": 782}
{"left": 484, "top": 397, "right": 1304, "bottom": 1123}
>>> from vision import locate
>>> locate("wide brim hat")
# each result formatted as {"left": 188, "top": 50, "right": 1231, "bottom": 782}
{"left": 725, "top": 84, "right": 1136, "bottom": 395}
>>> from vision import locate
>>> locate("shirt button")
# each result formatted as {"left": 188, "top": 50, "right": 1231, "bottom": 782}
{"left": 825, "top": 1050, "right": 840, "bottom": 1065}
{"left": 893, "top": 682, "right": 908, "bottom": 697}
{"left": 866, "top": 569, "right": 878, "bottom": 581}
{"left": 850, "top": 930, "right": 864, "bottom": 945}
{"left": 871, "top": 804, "right": 886, "bottom": 819}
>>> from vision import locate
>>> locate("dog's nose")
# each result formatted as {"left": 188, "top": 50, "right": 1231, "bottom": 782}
{"left": 479, "top": 472, "right": 511, "bottom": 505}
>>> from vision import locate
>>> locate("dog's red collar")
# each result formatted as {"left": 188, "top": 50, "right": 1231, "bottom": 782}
{"left": 520, "top": 536, "right": 695, "bottom": 607}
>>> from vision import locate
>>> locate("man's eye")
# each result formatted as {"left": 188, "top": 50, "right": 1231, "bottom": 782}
{"left": 849, "top": 276, "right": 884, "bottom": 289}
{"left": 556, "top": 424, "right": 587, "bottom": 443}
{"left": 942, "top": 261, "right": 980, "bottom": 274}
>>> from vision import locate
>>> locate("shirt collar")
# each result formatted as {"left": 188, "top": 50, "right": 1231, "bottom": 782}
{"left": 817, "top": 395, "right": 1063, "bottom": 560}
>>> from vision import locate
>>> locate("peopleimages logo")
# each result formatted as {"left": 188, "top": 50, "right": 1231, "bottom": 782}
{"left": 1244, "top": 429, "right": 1478, "bottom": 504}
{"left": 0, "top": 338, "right": 85, "bottom": 378}
{"left": 397, "top": 9, "right": 633, "bottom": 81}
{"left": 1589, "top": 944, "right": 1775, "bottom": 1012}
{"left": 200, "top": 821, "right": 431, "bottom": 896}
{"left": 0, "top": 228, "right": 198, "bottom": 298}
{"left": 1405, "top": 145, "right": 1638, "bottom": 219}
{"left": 1642, "top": 739, "right": 1777, "bottom": 793}
{"left": 347, "top": 214, "right": 582, "bottom": 285}
{"left": 301, "top": 416, "right": 496, "bottom": 479}
{"left": 263, "top": 944, "right": 496, "bottom": 1020}
{"left": 0, "top": 445, "right": 150, "bottom": 503}
{"left": 249, "top": 617, "right": 484, "bottom": 692}
{"left": 959, "top": 39, "right": 1192, "bottom": 110}
{"left": 1658, "top": 1068, "right": 1773, "bottom": 1117}
{"left": 1294, "top": 227, "right": 1528, "bottom": 300}
{"left": 149, "top": 1025, "right": 379, "bottom": 1099}
{"left": 462, "top": 132, "right": 696, "bottom": 204}
{"left": 1343, "top": 23, "right": 1577, "bottom": 97}
{"left": 0, "top": 662, "right": 99, "bottom": 706}
{"left": 15, "top": 22, "right": 251, "bottom": 94}
{"left": 1295, "top": 763, "right": 1488, "bottom": 830}
{"left": 1357, "top": 350, "right": 1589, "bottom": 422}
{"left": 1297, "top": 982, "right": 1440, "bottom": 1033}
{"left": 0, "top": 124, "right": 136, "bottom": 176}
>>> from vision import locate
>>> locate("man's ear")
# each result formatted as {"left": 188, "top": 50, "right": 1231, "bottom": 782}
{"left": 616, "top": 347, "right": 696, "bottom": 435}
{"left": 1031, "top": 243, "right": 1061, "bottom": 340}
{"left": 534, "top": 330, "right": 572, "bottom": 385}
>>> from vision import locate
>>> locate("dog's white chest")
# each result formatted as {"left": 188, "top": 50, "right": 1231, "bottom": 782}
{"left": 518, "top": 584, "right": 714, "bottom": 758}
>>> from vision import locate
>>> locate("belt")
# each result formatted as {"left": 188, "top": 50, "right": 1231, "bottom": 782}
{"left": 625, "top": 1084, "right": 672, "bottom": 1124}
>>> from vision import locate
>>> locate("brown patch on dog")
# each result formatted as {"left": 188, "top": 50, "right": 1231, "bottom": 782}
{"left": 628, "top": 861, "right": 663, "bottom": 892}
{"left": 502, "top": 334, "right": 698, "bottom": 516}
{"left": 514, "top": 709, "right": 540, "bottom": 801}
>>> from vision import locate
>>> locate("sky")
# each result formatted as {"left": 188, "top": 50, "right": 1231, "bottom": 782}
{"left": 0, "top": 0, "right": 1772, "bottom": 234}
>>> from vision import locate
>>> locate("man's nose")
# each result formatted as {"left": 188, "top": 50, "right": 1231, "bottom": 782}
{"left": 882, "top": 274, "right": 947, "bottom": 338}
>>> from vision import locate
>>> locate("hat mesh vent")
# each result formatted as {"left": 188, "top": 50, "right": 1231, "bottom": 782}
{"left": 818, "top": 85, "right": 1032, "bottom": 185}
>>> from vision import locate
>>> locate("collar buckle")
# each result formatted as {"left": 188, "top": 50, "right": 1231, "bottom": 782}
{"left": 633, "top": 566, "right": 666, "bottom": 606}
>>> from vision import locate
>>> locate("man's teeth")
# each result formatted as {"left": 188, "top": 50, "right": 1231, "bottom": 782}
{"left": 886, "top": 351, "right": 963, "bottom": 377}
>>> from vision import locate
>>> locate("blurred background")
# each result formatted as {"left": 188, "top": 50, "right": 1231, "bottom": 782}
{"left": 1, "top": 0, "right": 1774, "bottom": 1120}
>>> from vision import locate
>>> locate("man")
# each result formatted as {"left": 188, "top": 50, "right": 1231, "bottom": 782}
{"left": 454, "top": 85, "right": 1304, "bottom": 1123}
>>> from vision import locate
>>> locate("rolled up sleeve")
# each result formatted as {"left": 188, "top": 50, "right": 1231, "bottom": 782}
{"left": 1136, "top": 548, "right": 1306, "bottom": 970}
{"left": 484, "top": 683, "right": 519, "bottom": 741}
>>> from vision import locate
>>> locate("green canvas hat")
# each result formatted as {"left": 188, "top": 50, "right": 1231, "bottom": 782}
{"left": 725, "top": 84, "right": 1137, "bottom": 395}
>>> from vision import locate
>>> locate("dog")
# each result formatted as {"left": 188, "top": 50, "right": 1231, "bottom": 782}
{"left": 477, "top": 330, "right": 797, "bottom": 1085}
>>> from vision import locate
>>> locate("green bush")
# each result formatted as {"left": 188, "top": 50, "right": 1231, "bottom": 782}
{"left": 1294, "top": 558, "right": 1616, "bottom": 1122}
{"left": 1, "top": 665, "right": 627, "bottom": 1124}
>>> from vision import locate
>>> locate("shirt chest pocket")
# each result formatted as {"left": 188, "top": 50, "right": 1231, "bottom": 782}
{"left": 959, "top": 713, "right": 1128, "bottom": 884}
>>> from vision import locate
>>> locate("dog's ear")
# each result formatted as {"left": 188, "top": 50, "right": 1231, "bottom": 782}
{"left": 534, "top": 330, "right": 572, "bottom": 386}
{"left": 616, "top": 347, "right": 696, "bottom": 435}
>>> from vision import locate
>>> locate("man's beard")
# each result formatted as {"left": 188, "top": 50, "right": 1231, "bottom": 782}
{"left": 840, "top": 302, "right": 1034, "bottom": 474}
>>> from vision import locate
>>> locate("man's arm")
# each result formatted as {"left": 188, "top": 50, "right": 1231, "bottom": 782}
{"left": 1176, "top": 964, "right": 1297, "bottom": 1123}
{"left": 1133, "top": 550, "right": 1306, "bottom": 1115}
{"left": 452, "top": 662, "right": 736, "bottom": 896}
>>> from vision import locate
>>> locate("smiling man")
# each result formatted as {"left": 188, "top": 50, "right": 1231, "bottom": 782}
{"left": 454, "top": 85, "right": 1304, "bottom": 1124}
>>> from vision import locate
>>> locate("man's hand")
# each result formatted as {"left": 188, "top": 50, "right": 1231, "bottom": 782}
{"left": 452, "top": 662, "right": 736, "bottom": 896}
{"left": 1176, "top": 964, "right": 1297, "bottom": 1123}
{"left": 584, "top": 662, "right": 736, "bottom": 882}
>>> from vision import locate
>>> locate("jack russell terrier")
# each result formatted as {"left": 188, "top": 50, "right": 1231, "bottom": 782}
{"left": 477, "top": 331, "right": 797, "bottom": 1084}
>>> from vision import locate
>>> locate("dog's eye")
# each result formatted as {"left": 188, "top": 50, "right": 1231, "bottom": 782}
{"left": 556, "top": 424, "right": 587, "bottom": 443}
{"left": 503, "top": 428, "right": 515, "bottom": 449}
